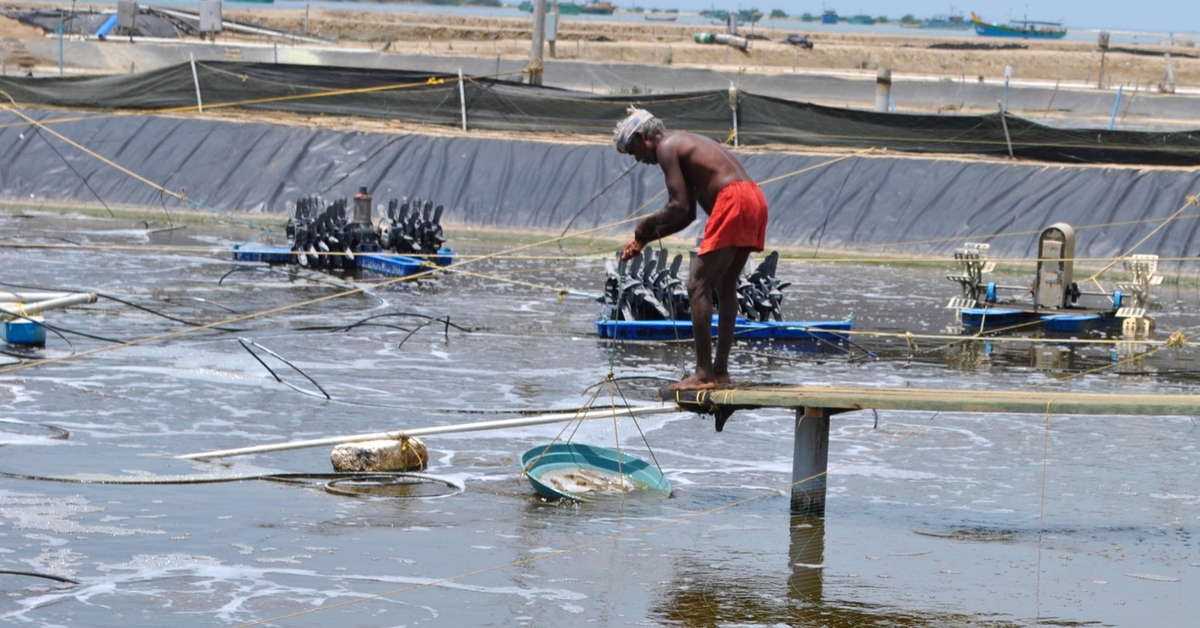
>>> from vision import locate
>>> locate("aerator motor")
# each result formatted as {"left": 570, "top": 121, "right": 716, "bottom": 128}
{"left": 285, "top": 188, "right": 446, "bottom": 269}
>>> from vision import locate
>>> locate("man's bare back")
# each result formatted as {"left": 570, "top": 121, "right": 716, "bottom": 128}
{"left": 655, "top": 131, "right": 753, "bottom": 214}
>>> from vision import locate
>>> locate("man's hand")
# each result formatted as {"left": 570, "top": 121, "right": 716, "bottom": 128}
{"left": 621, "top": 238, "right": 644, "bottom": 261}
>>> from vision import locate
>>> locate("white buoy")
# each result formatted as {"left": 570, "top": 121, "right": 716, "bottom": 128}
{"left": 331, "top": 437, "right": 428, "bottom": 472}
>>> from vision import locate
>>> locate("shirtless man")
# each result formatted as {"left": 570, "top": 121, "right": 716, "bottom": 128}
{"left": 614, "top": 107, "right": 768, "bottom": 391}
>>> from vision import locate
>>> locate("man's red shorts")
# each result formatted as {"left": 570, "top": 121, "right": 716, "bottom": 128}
{"left": 699, "top": 180, "right": 768, "bottom": 255}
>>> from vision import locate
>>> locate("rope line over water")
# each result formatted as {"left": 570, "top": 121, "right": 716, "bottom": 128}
{"left": 0, "top": 90, "right": 269, "bottom": 231}
{"left": 232, "top": 412, "right": 940, "bottom": 628}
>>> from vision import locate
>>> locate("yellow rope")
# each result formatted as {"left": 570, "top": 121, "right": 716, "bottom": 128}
{"left": 0, "top": 92, "right": 185, "bottom": 203}
{"left": 856, "top": 210, "right": 1200, "bottom": 251}
{"left": 757, "top": 150, "right": 869, "bottom": 185}
{"left": 1083, "top": 195, "right": 1200, "bottom": 282}
{"left": 0, "top": 196, "right": 660, "bottom": 376}
{"left": 11, "top": 240, "right": 1200, "bottom": 271}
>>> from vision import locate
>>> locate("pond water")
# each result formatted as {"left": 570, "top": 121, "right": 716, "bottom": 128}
{"left": 1, "top": 210, "right": 1198, "bottom": 627}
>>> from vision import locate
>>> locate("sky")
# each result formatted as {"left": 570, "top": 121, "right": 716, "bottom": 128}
{"left": 639, "top": 1, "right": 1198, "bottom": 33}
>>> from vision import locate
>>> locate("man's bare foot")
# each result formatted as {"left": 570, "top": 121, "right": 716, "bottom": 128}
{"left": 668, "top": 375, "right": 719, "bottom": 391}
{"left": 715, "top": 373, "right": 732, "bottom": 385}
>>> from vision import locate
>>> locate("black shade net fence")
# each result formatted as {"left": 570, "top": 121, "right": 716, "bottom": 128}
{"left": 2, "top": 62, "right": 1199, "bottom": 166}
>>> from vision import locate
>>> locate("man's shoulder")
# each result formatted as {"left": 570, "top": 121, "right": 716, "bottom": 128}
{"left": 664, "top": 130, "right": 705, "bottom": 143}
{"left": 661, "top": 131, "right": 715, "bottom": 153}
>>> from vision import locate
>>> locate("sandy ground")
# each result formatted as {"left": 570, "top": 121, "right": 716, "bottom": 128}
{"left": 225, "top": 9, "right": 1199, "bottom": 89}
{"left": 2, "top": 6, "right": 1198, "bottom": 88}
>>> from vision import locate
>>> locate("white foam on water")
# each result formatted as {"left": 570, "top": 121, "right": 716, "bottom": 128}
{"left": 0, "top": 490, "right": 164, "bottom": 537}
{"left": 1149, "top": 492, "right": 1200, "bottom": 501}
{"left": 831, "top": 466, "right": 942, "bottom": 481}
{"left": 6, "top": 554, "right": 592, "bottom": 622}
{"left": 1125, "top": 572, "right": 1181, "bottom": 582}
{"left": 0, "top": 432, "right": 68, "bottom": 447}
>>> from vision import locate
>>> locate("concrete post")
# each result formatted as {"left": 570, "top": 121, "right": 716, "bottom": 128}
{"left": 1164, "top": 53, "right": 1176, "bottom": 94}
{"left": 790, "top": 407, "right": 830, "bottom": 517}
{"left": 530, "top": 0, "right": 546, "bottom": 86}
{"left": 874, "top": 68, "right": 891, "bottom": 112}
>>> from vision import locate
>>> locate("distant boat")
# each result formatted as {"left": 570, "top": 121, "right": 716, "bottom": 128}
{"left": 971, "top": 12, "right": 1066, "bottom": 39}
{"left": 922, "top": 13, "right": 970, "bottom": 29}
{"left": 580, "top": 1, "right": 616, "bottom": 14}
{"left": 847, "top": 14, "right": 875, "bottom": 25}
{"left": 644, "top": 14, "right": 677, "bottom": 21}
{"left": 820, "top": 10, "right": 838, "bottom": 24}
{"left": 518, "top": 1, "right": 612, "bottom": 15}
{"left": 738, "top": 8, "right": 763, "bottom": 23}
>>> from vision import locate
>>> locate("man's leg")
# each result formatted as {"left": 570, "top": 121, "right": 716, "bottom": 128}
{"left": 669, "top": 247, "right": 742, "bottom": 391}
{"left": 713, "top": 247, "right": 752, "bottom": 383}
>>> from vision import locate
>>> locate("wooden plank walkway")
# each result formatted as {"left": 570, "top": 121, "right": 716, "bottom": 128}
{"left": 662, "top": 385, "right": 1200, "bottom": 417}
{"left": 660, "top": 384, "right": 1200, "bottom": 517}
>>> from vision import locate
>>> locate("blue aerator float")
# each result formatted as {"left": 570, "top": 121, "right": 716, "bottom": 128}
{"left": 596, "top": 249, "right": 852, "bottom": 342}
{"left": 946, "top": 223, "right": 1159, "bottom": 335}
{"left": 232, "top": 188, "right": 453, "bottom": 277}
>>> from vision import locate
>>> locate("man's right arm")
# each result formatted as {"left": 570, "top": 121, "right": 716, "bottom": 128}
{"left": 632, "top": 140, "right": 696, "bottom": 246}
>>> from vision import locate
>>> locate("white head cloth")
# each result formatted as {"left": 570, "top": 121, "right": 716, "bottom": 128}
{"left": 613, "top": 107, "right": 657, "bottom": 154}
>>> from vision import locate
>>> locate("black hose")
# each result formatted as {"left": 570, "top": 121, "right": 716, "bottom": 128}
{"left": 97, "top": 294, "right": 247, "bottom": 333}
{"left": 0, "top": 569, "right": 79, "bottom": 585}
{"left": 237, "top": 337, "right": 331, "bottom": 400}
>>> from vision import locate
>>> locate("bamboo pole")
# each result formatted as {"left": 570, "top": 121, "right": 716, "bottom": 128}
{"left": 180, "top": 405, "right": 680, "bottom": 460}
{"left": 0, "top": 293, "right": 96, "bottom": 316}
{"left": 670, "top": 385, "right": 1200, "bottom": 417}
{"left": 0, "top": 292, "right": 76, "bottom": 303}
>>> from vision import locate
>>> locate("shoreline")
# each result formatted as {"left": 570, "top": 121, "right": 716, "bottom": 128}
{"left": 4, "top": 5, "right": 1198, "bottom": 88}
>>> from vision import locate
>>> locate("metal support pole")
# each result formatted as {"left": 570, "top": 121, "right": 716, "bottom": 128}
{"left": 530, "top": 0, "right": 546, "bottom": 86}
{"left": 458, "top": 68, "right": 467, "bottom": 131}
{"left": 790, "top": 407, "right": 830, "bottom": 517}
{"left": 874, "top": 68, "right": 891, "bottom": 112}
{"left": 1108, "top": 84, "right": 1123, "bottom": 131}
{"left": 728, "top": 83, "right": 738, "bottom": 148}
{"left": 189, "top": 53, "right": 203, "bottom": 113}
{"left": 1003, "top": 65, "right": 1011, "bottom": 113}
{"left": 304, "top": 3, "right": 309, "bottom": 37}
{"left": 999, "top": 102, "right": 1014, "bottom": 158}
{"left": 57, "top": 23, "right": 64, "bottom": 76}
